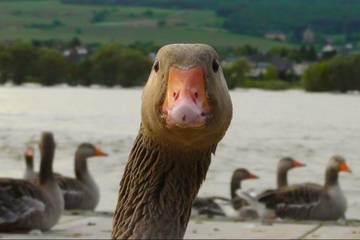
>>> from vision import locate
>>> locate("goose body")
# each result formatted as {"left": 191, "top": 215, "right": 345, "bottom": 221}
{"left": 0, "top": 132, "right": 63, "bottom": 232}
{"left": 112, "top": 44, "right": 232, "bottom": 239}
{"left": 259, "top": 155, "right": 350, "bottom": 221}
{"left": 24, "top": 143, "right": 107, "bottom": 210}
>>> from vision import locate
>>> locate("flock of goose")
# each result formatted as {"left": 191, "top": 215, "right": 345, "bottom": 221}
{"left": 192, "top": 156, "right": 351, "bottom": 222}
{"left": 0, "top": 132, "right": 108, "bottom": 232}
{"left": 0, "top": 44, "right": 353, "bottom": 239}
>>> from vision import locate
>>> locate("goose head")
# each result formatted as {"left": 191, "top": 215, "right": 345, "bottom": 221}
{"left": 76, "top": 143, "right": 108, "bottom": 159}
{"left": 328, "top": 155, "right": 351, "bottom": 173}
{"left": 325, "top": 155, "right": 351, "bottom": 187}
{"left": 141, "top": 44, "right": 232, "bottom": 149}
{"left": 278, "top": 157, "right": 305, "bottom": 172}
{"left": 24, "top": 146, "right": 34, "bottom": 167}
{"left": 231, "top": 168, "right": 258, "bottom": 193}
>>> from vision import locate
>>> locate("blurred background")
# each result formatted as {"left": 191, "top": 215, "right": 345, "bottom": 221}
{"left": 0, "top": 0, "right": 359, "bottom": 219}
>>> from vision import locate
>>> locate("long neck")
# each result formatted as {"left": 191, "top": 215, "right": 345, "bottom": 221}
{"left": 25, "top": 156, "right": 34, "bottom": 170}
{"left": 230, "top": 176, "right": 241, "bottom": 200}
{"left": 75, "top": 151, "right": 91, "bottom": 181}
{"left": 39, "top": 146, "right": 55, "bottom": 184}
{"left": 277, "top": 167, "right": 288, "bottom": 188}
{"left": 112, "top": 131, "right": 213, "bottom": 239}
{"left": 325, "top": 167, "right": 339, "bottom": 188}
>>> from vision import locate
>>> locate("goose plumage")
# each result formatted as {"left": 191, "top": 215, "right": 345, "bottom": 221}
{"left": 258, "top": 155, "right": 351, "bottom": 221}
{"left": 0, "top": 132, "right": 63, "bottom": 232}
{"left": 24, "top": 143, "right": 108, "bottom": 210}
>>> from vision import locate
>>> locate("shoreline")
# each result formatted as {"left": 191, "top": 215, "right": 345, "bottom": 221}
{"left": 0, "top": 212, "right": 359, "bottom": 239}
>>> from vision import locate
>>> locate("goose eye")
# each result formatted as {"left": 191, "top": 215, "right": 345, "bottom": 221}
{"left": 212, "top": 59, "right": 219, "bottom": 73}
{"left": 153, "top": 60, "right": 160, "bottom": 72}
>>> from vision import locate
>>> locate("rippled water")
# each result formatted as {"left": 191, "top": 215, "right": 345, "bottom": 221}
{"left": 0, "top": 86, "right": 359, "bottom": 218}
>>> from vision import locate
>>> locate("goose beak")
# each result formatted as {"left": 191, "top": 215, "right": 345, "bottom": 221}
{"left": 25, "top": 147, "right": 34, "bottom": 157}
{"left": 248, "top": 173, "right": 259, "bottom": 179}
{"left": 339, "top": 162, "right": 351, "bottom": 173}
{"left": 95, "top": 148, "right": 108, "bottom": 157}
{"left": 292, "top": 160, "right": 306, "bottom": 168}
{"left": 162, "top": 66, "right": 211, "bottom": 129}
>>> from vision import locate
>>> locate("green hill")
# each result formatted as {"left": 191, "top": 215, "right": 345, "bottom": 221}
{"left": 0, "top": 0, "right": 293, "bottom": 50}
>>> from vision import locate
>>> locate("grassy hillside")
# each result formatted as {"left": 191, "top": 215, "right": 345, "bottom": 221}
{"left": 62, "top": 0, "right": 360, "bottom": 45}
{"left": 0, "top": 0, "right": 293, "bottom": 49}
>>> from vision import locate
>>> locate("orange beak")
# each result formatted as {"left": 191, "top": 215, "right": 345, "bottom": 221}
{"left": 25, "top": 147, "right": 34, "bottom": 157}
{"left": 292, "top": 160, "right": 306, "bottom": 168}
{"left": 162, "top": 66, "right": 210, "bottom": 128}
{"left": 247, "top": 172, "right": 259, "bottom": 179}
{"left": 95, "top": 147, "right": 108, "bottom": 157}
{"left": 339, "top": 161, "right": 351, "bottom": 173}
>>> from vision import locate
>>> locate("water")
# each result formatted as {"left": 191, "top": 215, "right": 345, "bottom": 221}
{"left": 0, "top": 86, "right": 359, "bottom": 218}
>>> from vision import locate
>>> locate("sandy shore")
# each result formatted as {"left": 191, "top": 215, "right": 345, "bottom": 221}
{"left": 0, "top": 212, "right": 359, "bottom": 239}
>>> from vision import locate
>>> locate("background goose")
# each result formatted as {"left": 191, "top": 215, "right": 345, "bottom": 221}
{"left": 192, "top": 168, "right": 258, "bottom": 217}
{"left": 56, "top": 143, "right": 108, "bottom": 210}
{"left": 112, "top": 44, "right": 232, "bottom": 239}
{"left": 0, "top": 132, "right": 63, "bottom": 232}
{"left": 231, "top": 168, "right": 259, "bottom": 210}
{"left": 258, "top": 155, "right": 351, "bottom": 221}
{"left": 24, "top": 143, "right": 108, "bottom": 210}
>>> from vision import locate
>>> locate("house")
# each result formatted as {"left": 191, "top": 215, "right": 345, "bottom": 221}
{"left": 265, "top": 31, "right": 287, "bottom": 42}
{"left": 247, "top": 53, "right": 296, "bottom": 81}
{"left": 302, "top": 27, "right": 315, "bottom": 43}
{"left": 293, "top": 63, "right": 310, "bottom": 77}
{"left": 321, "top": 43, "right": 337, "bottom": 59}
{"left": 63, "top": 46, "right": 89, "bottom": 63}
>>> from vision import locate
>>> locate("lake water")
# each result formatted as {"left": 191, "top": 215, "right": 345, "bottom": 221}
{"left": 0, "top": 86, "right": 359, "bottom": 219}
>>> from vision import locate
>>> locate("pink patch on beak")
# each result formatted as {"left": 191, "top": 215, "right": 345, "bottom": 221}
{"left": 162, "top": 66, "right": 210, "bottom": 128}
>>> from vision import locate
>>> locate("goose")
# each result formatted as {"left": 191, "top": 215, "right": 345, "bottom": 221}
{"left": 192, "top": 168, "right": 258, "bottom": 217}
{"left": 112, "top": 44, "right": 233, "bottom": 239}
{"left": 24, "top": 143, "right": 108, "bottom": 210}
{"left": 258, "top": 155, "right": 351, "bottom": 221}
{"left": 232, "top": 157, "right": 305, "bottom": 221}
{"left": 56, "top": 143, "right": 108, "bottom": 210}
{"left": 0, "top": 132, "right": 63, "bottom": 232}
{"left": 230, "top": 168, "right": 259, "bottom": 210}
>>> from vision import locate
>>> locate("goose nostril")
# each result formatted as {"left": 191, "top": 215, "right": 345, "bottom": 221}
{"left": 194, "top": 92, "right": 198, "bottom": 98}
{"left": 173, "top": 91, "right": 180, "bottom": 100}
{"left": 182, "top": 115, "right": 186, "bottom": 122}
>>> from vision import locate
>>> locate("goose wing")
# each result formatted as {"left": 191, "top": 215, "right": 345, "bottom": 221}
{"left": 258, "top": 183, "right": 323, "bottom": 208}
{"left": 55, "top": 176, "right": 86, "bottom": 206}
{"left": 257, "top": 183, "right": 329, "bottom": 220}
{"left": 192, "top": 197, "right": 225, "bottom": 216}
{"left": 0, "top": 178, "right": 46, "bottom": 225}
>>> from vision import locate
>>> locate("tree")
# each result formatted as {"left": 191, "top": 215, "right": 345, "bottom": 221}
{"left": 91, "top": 44, "right": 152, "bottom": 87}
{"left": 0, "top": 43, "right": 9, "bottom": 83}
{"left": 34, "top": 48, "right": 70, "bottom": 86}
{"left": 303, "top": 53, "right": 360, "bottom": 92}
{"left": 223, "top": 58, "right": 249, "bottom": 89}
{"left": 75, "top": 59, "right": 94, "bottom": 86}
{"left": 264, "top": 65, "right": 278, "bottom": 80}
{"left": 6, "top": 42, "right": 39, "bottom": 85}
